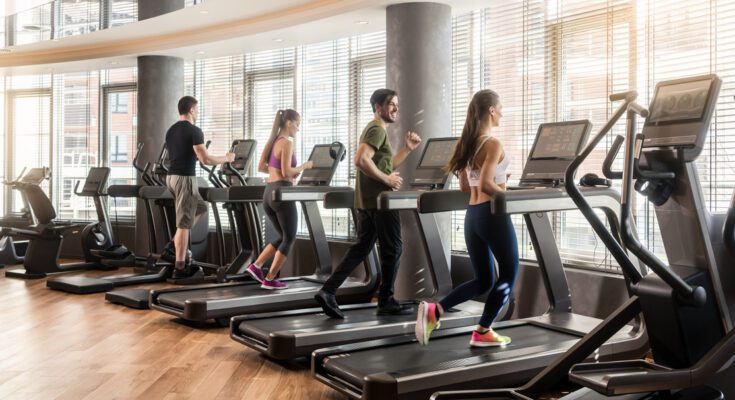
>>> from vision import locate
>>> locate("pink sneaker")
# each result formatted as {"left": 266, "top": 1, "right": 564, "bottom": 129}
{"left": 415, "top": 301, "right": 441, "bottom": 345}
{"left": 246, "top": 264, "right": 265, "bottom": 283}
{"left": 470, "top": 329, "right": 511, "bottom": 347}
{"left": 261, "top": 278, "right": 288, "bottom": 290}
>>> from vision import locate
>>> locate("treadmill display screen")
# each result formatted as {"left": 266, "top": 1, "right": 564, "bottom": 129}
{"left": 231, "top": 141, "right": 253, "bottom": 170}
{"left": 530, "top": 122, "right": 588, "bottom": 159}
{"left": 647, "top": 78, "right": 713, "bottom": 125}
{"left": 308, "top": 146, "right": 335, "bottom": 169}
{"left": 418, "top": 139, "right": 457, "bottom": 168}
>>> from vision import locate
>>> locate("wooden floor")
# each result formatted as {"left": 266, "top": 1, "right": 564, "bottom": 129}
{"left": 0, "top": 263, "right": 346, "bottom": 400}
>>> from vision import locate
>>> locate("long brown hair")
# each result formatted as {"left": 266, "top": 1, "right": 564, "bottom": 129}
{"left": 446, "top": 90, "right": 500, "bottom": 176}
{"left": 258, "top": 109, "right": 300, "bottom": 173}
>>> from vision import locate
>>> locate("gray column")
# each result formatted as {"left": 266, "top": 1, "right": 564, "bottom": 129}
{"left": 138, "top": 0, "right": 185, "bottom": 21}
{"left": 386, "top": 3, "right": 453, "bottom": 300}
{"left": 135, "top": 55, "right": 183, "bottom": 253}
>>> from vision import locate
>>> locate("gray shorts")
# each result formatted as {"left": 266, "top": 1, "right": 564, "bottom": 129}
{"left": 166, "top": 175, "right": 207, "bottom": 229}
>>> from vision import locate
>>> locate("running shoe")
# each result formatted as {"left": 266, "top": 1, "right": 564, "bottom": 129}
{"left": 246, "top": 264, "right": 265, "bottom": 283}
{"left": 415, "top": 301, "right": 441, "bottom": 345}
{"left": 470, "top": 329, "right": 511, "bottom": 347}
{"left": 261, "top": 278, "right": 288, "bottom": 290}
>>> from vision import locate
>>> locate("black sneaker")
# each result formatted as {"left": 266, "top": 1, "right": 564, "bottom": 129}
{"left": 377, "top": 298, "right": 414, "bottom": 316}
{"left": 172, "top": 264, "right": 203, "bottom": 280}
{"left": 315, "top": 290, "right": 344, "bottom": 319}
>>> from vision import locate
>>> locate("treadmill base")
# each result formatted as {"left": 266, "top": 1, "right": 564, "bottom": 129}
{"left": 106, "top": 288, "right": 151, "bottom": 309}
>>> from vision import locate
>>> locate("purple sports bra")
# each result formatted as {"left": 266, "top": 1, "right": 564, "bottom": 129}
{"left": 268, "top": 136, "right": 297, "bottom": 170}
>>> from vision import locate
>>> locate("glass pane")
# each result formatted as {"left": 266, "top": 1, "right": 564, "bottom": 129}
{"left": 109, "top": 0, "right": 137, "bottom": 28}
{"left": 12, "top": 94, "right": 51, "bottom": 212}
{"left": 106, "top": 89, "right": 138, "bottom": 218}
{"left": 15, "top": 3, "right": 52, "bottom": 45}
{"left": 58, "top": 0, "right": 101, "bottom": 39}
{"left": 56, "top": 72, "right": 100, "bottom": 220}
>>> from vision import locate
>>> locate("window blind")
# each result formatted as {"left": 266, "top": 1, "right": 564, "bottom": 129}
{"left": 53, "top": 71, "right": 100, "bottom": 220}
{"left": 5, "top": 75, "right": 53, "bottom": 211}
{"left": 57, "top": 0, "right": 101, "bottom": 39}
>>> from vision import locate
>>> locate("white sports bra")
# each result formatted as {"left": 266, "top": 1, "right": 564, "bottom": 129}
{"left": 466, "top": 135, "right": 510, "bottom": 187}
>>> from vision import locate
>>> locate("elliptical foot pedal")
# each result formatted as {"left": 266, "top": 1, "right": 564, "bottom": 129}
{"left": 105, "top": 288, "right": 151, "bottom": 309}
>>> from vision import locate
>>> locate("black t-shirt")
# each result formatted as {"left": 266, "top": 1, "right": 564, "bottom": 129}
{"left": 165, "top": 120, "right": 204, "bottom": 176}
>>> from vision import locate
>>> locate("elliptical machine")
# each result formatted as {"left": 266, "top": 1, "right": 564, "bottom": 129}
{"left": 0, "top": 167, "right": 50, "bottom": 266}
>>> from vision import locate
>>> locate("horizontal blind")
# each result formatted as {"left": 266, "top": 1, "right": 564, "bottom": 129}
{"left": 547, "top": 0, "right": 631, "bottom": 271}
{"left": 6, "top": 75, "right": 53, "bottom": 212}
{"left": 298, "top": 38, "right": 351, "bottom": 238}
{"left": 108, "top": 0, "right": 137, "bottom": 28}
{"left": 53, "top": 71, "right": 100, "bottom": 220}
{"left": 57, "top": 0, "right": 101, "bottom": 39}
{"left": 245, "top": 48, "right": 296, "bottom": 168}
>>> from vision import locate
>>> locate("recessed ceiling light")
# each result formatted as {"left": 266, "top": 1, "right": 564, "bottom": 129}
{"left": 273, "top": 38, "right": 284, "bottom": 42}
{"left": 196, "top": 51, "right": 206, "bottom": 55}
{"left": 200, "top": 10, "right": 209, "bottom": 14}
{"left": 109, "top": 61, "right": 119, "bottom": 65}
{"left": 356, "top": 21, "right": 369, "bottom": 25}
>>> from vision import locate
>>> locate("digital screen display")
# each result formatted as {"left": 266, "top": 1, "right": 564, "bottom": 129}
{"left": 647, "top": 78, "right": 713, "bottom": 125}
{"left": 419, "top": 139, "right": 457, "bottom": 168}
{"left": 309, "top": 146, "right": 335, "bottom": 169}
{"left": 530, "top": 123, "right": 588, "bottom": 159}
{"left": 231, "top": 141, "right": 253, "bottom": 169}
{"left": 233, "top": 141, "right": 253, "bottom": 158}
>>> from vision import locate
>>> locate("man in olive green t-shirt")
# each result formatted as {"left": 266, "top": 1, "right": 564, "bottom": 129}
{"left": 316, "top": 88, "right": 421, "bottom": 318}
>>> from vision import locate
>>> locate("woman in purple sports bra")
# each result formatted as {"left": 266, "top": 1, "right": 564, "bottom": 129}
{"left": 246, "top": 109, "right": 313, "bottom": 289}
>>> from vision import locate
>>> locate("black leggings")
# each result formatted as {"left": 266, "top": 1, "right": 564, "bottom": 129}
{"left": 439, "top": 201, "right": 519, "bottom": 328}
{"left": 263, "top": 181, "right": 298, "bottom": 255}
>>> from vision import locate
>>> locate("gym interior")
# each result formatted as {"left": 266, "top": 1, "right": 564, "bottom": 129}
{"left": 1, "top": 0, "right": 734, "bottom": 399}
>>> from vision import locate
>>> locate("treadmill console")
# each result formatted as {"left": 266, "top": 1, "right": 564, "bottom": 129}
{"left": 412, "top": 137, "right": 458, "bottom": 188}
{"left": 521, "top": 120, "right": 592, "bottom": 183}
{"left": 642, "top": 74, "right": 721, "bottom": 160}
{"left": 298, "top": 142, "right": 346, "bottom": 186}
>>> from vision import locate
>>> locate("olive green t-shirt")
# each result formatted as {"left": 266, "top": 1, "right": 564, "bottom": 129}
{"left": 355, "top": 120, "right": 393, "bottom": 209}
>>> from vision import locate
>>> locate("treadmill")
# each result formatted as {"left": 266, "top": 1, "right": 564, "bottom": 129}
{"left": 99, "top": 140, "right": 259, "bottom": 307}
{"left": 230, "top": 137, "right": 489, "bottom": 360}
{"left": 434, "top": 75, "right": 735, "bottom": 400}
{"left": 148, "top": 142, "right": 381, "bottom": 326}
{"left": 312, "top": 121, "right": 649, "bottom": 400}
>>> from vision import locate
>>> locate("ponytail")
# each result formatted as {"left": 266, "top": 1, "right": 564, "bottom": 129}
{"left": 445, "top": 90, "right": 500, "bottom": 177}
{"left": 258, "top": 109, "right": 301, "bottom": 173}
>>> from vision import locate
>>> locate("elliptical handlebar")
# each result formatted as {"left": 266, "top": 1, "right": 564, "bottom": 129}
{"left": 199, "top": 140, "right": 225, "bottom": 189}
{"left": 609, "top": 90, "right": 638, "bottom": 102}
{"left": 564, "top": 94, "right": 644, "bottom": 285}
{"left": 132, "top": 142, "right": 145, "bottom": 174}
{"left": 602, "top": 135, "right": 625, "bottom": 180}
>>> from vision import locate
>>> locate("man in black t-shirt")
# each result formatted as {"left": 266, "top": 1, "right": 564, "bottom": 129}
{"left": 164, "top": 96, "right": 234, "bottom": 278}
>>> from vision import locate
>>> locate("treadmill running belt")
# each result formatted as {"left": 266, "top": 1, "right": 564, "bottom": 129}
{"left": 323, "top": 324, "right": 579, "bottom": 388}
{"left": 238, "top": 305, "right": 479, "bottom": 343}
{"left": 156, "top": 279, "right": 322, "bottom": 309}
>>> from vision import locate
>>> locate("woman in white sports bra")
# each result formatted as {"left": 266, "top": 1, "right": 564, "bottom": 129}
{"left": 415, "top": 89, "right": 519, "bottom": 348}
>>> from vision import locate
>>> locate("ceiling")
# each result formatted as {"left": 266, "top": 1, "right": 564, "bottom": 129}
{"left": 0, "top": 0, "right": 489, "bottom": 76}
